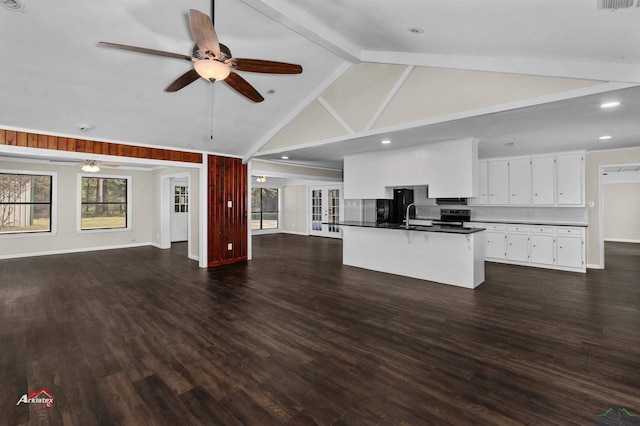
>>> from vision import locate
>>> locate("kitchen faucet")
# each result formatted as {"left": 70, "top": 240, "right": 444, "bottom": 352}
{"left": 405, "top": 203, "right": 416, "bottom": 230}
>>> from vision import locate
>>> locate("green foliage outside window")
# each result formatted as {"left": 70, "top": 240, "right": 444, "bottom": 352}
{"left": 251, "top": 187, "right": 278, "bottom": 230}
{"left": 0, "top": 173, "right": 52, "bottom": 234}
{"left": 81, "top": 177, "right": 128, "bottom": 229}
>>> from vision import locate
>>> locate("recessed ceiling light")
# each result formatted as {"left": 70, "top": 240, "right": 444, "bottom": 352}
{"left": 600, "top": 101, "right": 620, "bottom": 108}
{"left": 381, "top": 140, "right": 391, "bottom": 144}
{"left": 0, "top": 0, "right": 22, "bottom": 10}
{"left": 407, "top": 26, "right": 424, "bottom": 34}
{"left": 599, "top": 135, "right": 612, "bottom": 140}
{"left": 505, "top": 142, "right": 517, "bottom": 147}
{"left": 281, "top": 156, "right": 289, "bottom": 160}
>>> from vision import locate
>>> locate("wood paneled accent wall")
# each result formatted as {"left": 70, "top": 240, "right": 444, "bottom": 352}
{"left": 208, "top": 155, "right": 248, "bottom": 266}
{"left": 0, "top": 129, "right": 202, "bottom": 163}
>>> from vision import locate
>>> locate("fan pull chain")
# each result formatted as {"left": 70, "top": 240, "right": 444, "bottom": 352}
{"left": 210, "top": 81, "right": 214, "bottom": 140}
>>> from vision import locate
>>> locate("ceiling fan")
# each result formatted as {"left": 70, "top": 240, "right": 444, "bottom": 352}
{"left": 98, "top": 8, "right": 303, "bottom": 102}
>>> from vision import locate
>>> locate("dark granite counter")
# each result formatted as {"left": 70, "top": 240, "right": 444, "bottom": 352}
{"left": 331, "top": 221, "right": 484, "bottom": 234}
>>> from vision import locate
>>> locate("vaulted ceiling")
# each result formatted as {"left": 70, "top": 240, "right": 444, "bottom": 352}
{"left": 1, "top": 0, "right": 639, "bottom": 170}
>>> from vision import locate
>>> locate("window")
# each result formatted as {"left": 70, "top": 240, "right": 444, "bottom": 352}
{"left": 0, "top": 172, "right": 53, "bottom": 235}
{"left": 174, "top": 185, "right": 188, "bottom": 213}
{"left": 251, "top": 187, "right": 278, "bottom": 230}
{"left": 80, "top": 176, "right": 129, "bottom": 230}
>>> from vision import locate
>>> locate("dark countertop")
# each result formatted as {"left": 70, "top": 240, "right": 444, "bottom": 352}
{"left": 412, "top": 217, "right": 587, "bottom": 227}
{"left": 331, "top": 221, "right": 485, "bottom": 234}
{"left": 466, "top": 219, "right": 587, "bottom": 227}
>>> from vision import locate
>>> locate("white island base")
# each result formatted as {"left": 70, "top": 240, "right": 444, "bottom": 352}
{"left": 342, "top": 227, "right": 485, "bottom": 289}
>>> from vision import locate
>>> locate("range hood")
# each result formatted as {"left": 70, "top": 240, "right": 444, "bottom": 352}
{"left": 435, "top": 198, "right": 468, "bottom": 205}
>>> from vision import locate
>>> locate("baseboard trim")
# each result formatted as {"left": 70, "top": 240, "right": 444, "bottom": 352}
{"left": 485, "top": 258, "right": 586, "bottom": 273}
{"left": 282, "top": 231, "right": 309, "bottom": 236}
{"left": 604, "top": 238, "right": 640, "bottom": 244}
{"left": 0, "top": 242, "right": 152, "bottom": 260}
{"left": 188, "top": 254, "right": 199, "bottom": 261}
{"left": 587, "top": 263, "right": 604, "bottom": 269}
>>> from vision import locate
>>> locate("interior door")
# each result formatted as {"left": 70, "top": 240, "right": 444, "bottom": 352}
{"left": 309, "top": 185, "right": 343, "bottom": 238}
{"left": 170, "top": 180, "right": 189, "bottom": 242}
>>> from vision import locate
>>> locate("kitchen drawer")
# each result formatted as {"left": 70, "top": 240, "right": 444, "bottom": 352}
{"left": 507, "top": 225, "right": 529, "bottom": 232}
{"left": 484, "top": 223, "right": 507, "bottom": 231}
{"left": 530, "top": 226, "right": 555, "bottom": 234}
{"left": 556, "top": 227, "right": 583, "bottom": 235}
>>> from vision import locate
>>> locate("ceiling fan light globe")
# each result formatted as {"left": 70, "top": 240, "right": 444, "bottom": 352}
{"left": 81, "top": 162, "right": 100, "bottom": 173}
{"left": 194, "top": 59, "right": 230, "bottom": 81}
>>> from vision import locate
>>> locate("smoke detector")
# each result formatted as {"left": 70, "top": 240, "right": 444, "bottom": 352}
{"left": 597, "top": 0, "right": 639, "bottom": 10}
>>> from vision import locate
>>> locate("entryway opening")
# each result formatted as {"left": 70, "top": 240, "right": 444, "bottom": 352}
{"left": 599, "top": 163, "right": 640, "bottom": 268}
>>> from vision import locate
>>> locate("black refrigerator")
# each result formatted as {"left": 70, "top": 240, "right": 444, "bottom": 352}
{"left": 392, "top": 188, "right": 414, "bottom": 224}
{"left": 376, "top": 188, "right": 414, "bottom": 224}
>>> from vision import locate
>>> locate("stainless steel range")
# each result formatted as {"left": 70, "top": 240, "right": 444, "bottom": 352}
{"left": 432, "top": 209, "right": 471, "bottom": 227}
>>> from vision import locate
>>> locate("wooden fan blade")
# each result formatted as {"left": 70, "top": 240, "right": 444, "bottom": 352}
{"left": 230, "top": 58, "right": 303, "bottom": 74}
{"left": 98, "top": 42, "right": 191, "bottom": 61}
{"left": 166, "top": 69, "right": 201, "bottom": 92}
{"left": 224, "top": 72, "right": 264, "bottom": 102}
{"left": 189, "top": 9, "right": 221, "bottom": 58}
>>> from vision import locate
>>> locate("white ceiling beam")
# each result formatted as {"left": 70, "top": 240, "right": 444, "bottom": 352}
{"left": 317, "top": 96, "right": 355, "bottom": 135}
{"left": 235, "top": 0, "right": 361, "bottom": 63}
{"left": 362, "top": 51, "right": 640, "bottom": 84}
{"left": 365, "top": 65, "right": 414, "bottom": 132}
{"left": 242, "top": 61, "right": 353, "bottom": 164}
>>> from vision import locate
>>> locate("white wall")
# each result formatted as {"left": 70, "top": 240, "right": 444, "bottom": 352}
{"left": 603, "top": 183, "right": 640, "bottom": 243}
{"left": 0, "top": 160, "right": 153, "bottom": 258}
{"left": 585, "top": 147, "right": 640, "bottom": 267}
{"left": 282, "top": 185, "right": 308, "bottom": 235}
{"left": 0, "top": 159, "right": 203, "bottom": 260}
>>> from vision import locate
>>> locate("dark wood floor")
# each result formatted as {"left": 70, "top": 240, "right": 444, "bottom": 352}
{"left": 1, "top": 236, "right": 639, "bottom": 425}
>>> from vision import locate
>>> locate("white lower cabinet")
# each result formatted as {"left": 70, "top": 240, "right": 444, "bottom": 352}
{"left": 475, "top": 222, "right": 585, "bottom": 272}
{"left": 530, "top": 234, "right": 555, "bottom": 265}
{"left": 556, "top": 236, "right": 584, "bottom": 268}
{"left": 506, "top": 233, "right": 529, "bottom": 262}
{"left": 485, "top": 231, "right": 506, "bottom": 259}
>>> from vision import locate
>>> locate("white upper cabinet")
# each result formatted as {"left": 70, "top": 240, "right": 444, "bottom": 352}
{"left": 343, "top": 138, "right": 478, "bottom": 199}
{"left": 488, "top": 160, "right": 509, "bottom": 205}
{"left": 469, "top": 160, "right": 488, "bottom": 205}
{"left": 474, "top": 151, "right": 584, "bottom": 207}
{"left": 508, "top": 158, "right": 532, "bottom": 205}
{"left": 556, "top": 153, "right": 584, "bottom": 206}
{"left": 531, "top": 156, "right": 556, "bottom": 205}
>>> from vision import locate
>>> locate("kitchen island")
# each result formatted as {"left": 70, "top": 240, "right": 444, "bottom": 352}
{"left": 338, "top": 221, "right": 485, "bottom": 289}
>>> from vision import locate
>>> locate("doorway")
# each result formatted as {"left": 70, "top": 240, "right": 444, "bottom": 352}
{"left": 309, "top": 184, "right": 343, "bottom": 238}
{"left": 598, "top": 163, "right": 640, "bottom": 268}
{"left": 170, "top": 178, "right": 189, "bottom": 242}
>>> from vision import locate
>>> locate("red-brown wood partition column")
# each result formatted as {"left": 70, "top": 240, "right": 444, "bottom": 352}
{"left": 207, "top": 155, "right": 248, "bottom": 266}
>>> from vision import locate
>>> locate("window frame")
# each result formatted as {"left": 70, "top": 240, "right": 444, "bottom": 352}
{"left": 77, "top": 173, "right": 132, "bottom": 233}
{"left": 0, "top": 169, "right": 57, "bottom": 238}
{"left": 251, "top": 186, "right": 281, "bottom": 233}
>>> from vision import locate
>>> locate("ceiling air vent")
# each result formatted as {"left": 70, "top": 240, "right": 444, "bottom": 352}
{"left": 597, "top": 0, "right": 636, "bottom": 10}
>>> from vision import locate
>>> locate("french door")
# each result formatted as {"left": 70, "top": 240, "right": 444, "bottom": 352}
{"left": 309, "top": 185, "right": 343, "bottom": 238}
